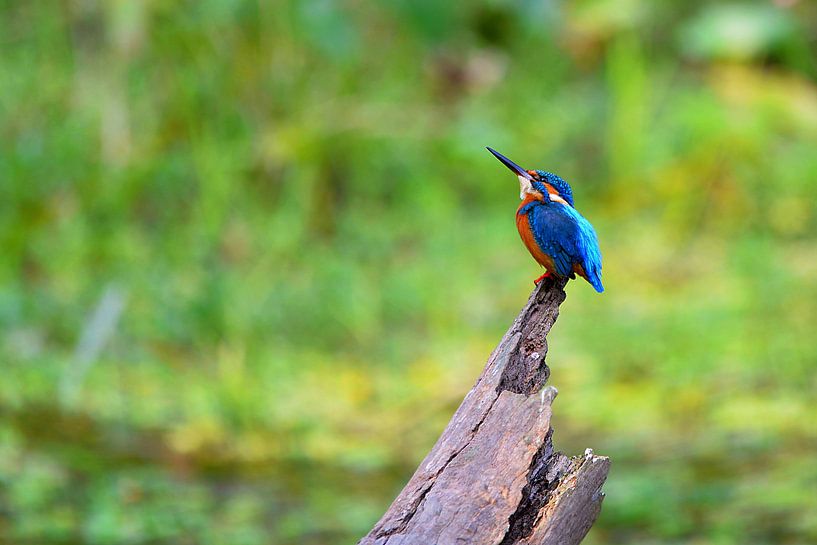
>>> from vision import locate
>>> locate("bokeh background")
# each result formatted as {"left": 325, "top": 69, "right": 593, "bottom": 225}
{"left": 3, "top": 0, "right": 817, "bottom": 543}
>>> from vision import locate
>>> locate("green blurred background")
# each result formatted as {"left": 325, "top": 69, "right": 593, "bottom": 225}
{"left": 3, "top": 0, "right": 817, "bottom": 543}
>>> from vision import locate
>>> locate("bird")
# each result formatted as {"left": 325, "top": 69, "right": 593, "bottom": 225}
{"left": 487, "top": 147, "right": 604, "bottom": 293}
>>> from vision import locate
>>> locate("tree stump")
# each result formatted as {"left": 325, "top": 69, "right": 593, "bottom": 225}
{"left": 360, "top": 277, "right": 610, "bottom": 545}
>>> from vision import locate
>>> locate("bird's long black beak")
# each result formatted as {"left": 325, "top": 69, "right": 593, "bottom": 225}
{"left": 486, "top": 147, "right": 534, "bottom": 181}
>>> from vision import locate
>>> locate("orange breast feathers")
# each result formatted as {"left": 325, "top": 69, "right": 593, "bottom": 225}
{"left": 516, "top": 195, "right": 555, "bottom": 272}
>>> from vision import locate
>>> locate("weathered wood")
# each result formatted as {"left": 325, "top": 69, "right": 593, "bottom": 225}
{"left": 360, "top": 277, "right": 609, "bottom": 545}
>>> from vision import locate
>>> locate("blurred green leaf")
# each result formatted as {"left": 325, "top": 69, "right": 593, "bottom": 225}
{"left": 680, "top": 4, "right": 796, "bottom": 61}
{"left": 2, "top": 1, "right": 817, "bottom": 544}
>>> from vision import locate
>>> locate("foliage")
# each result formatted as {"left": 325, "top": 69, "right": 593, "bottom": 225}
{"left": 2, "top": 1, "right": 817, "bottom": 543}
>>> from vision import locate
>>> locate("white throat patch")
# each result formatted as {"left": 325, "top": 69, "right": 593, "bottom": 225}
{"left": 517, "top": 175, "right": 532, "bottom": 200}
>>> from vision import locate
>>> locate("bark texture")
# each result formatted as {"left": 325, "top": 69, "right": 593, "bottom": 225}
{"left": 359, "top": 277, "right": 610, "bottom": 545}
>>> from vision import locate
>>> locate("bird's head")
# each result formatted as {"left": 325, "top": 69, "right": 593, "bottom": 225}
{"left": 487, "top": 147, "right": 574, "bottom": 207}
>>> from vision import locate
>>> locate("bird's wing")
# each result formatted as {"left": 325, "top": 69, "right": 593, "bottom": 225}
{"left": 528, "top": 203, "right": 604, "bottom": 292}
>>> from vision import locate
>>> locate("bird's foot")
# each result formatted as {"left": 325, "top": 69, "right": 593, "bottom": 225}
{"left": 533, "top": 272, "right": 552, "bottom": 285}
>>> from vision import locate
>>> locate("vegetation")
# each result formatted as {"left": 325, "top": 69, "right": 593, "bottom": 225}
{"left": 3, "top": 1, "right": 817, "bottom": 543}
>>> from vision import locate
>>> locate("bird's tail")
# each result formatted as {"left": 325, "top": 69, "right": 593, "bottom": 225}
{"left": 588, "top": 270, "right": 604, "bottom": 293}
{"left": 575, "top": 263, "right": 604, "bottom": 293}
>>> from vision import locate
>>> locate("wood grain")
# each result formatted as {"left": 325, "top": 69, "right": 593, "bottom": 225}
{"left": 359, "top": 277, "right": 610, "bottom": 545}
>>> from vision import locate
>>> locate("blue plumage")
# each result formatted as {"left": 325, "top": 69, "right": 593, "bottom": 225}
{"left": 485, "top": 147, "right": 604, "bottom": 293}
{"left": 533, "top": 170, "right": 574, "bottom": 207}
{"left": 526, "top": 200, "right": 604, "bottom": 293}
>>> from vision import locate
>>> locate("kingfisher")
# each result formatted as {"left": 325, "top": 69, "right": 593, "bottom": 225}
{"left": 487, "top": 147, "right": 604, "bottom": 292}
